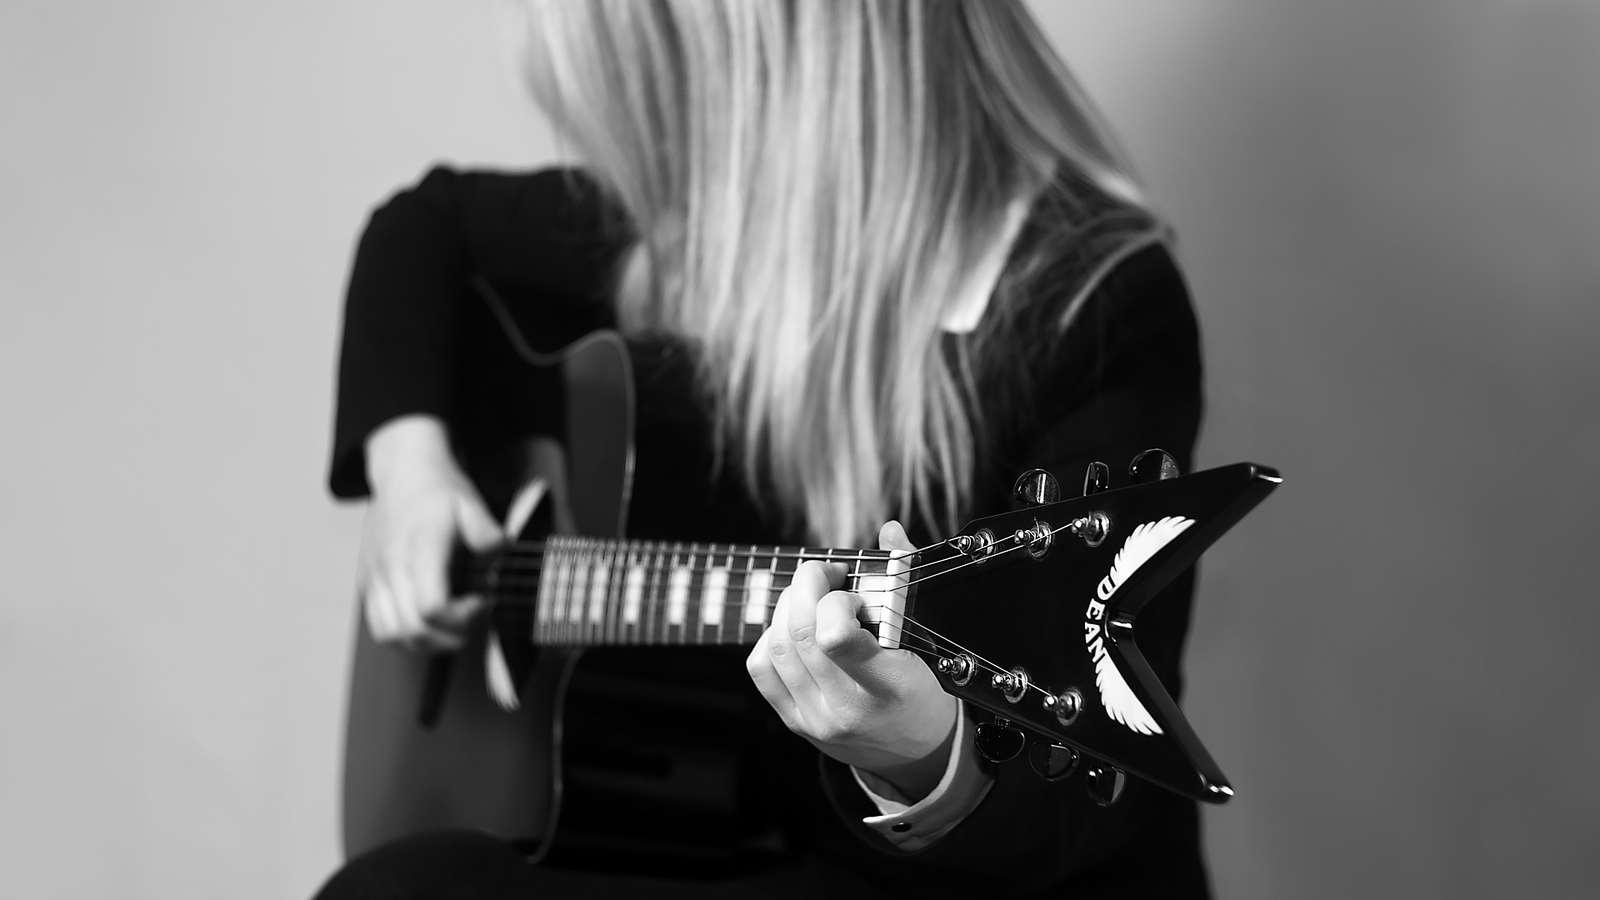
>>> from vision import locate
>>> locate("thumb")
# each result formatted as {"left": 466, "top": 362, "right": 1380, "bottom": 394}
{"left": 878, "top": 520, "right": 914, "bottom": 553}
{"left": 455, "top": 490, "right": 505, "bottom": 552}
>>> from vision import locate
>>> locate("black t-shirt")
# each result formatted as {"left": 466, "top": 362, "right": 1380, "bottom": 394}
{"left": 329, "top": 166, "right": 1209, "bottom": 898}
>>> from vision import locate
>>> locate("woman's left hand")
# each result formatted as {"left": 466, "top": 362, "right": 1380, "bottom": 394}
{"left": 746, "top": 521, "right": 958, "bottom": 801}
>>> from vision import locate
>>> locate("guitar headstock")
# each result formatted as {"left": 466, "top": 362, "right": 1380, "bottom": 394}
{"left": 902, "top": 452, "right": 1280, "bottom": 804}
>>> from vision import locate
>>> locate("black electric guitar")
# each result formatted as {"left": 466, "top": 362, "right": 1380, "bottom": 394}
{"left": 341, "top": 282, "right": 1280, "bottom": 868}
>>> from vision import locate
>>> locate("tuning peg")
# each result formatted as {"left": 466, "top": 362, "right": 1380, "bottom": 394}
{"left": 1082, "top": 461, "right": 1110, "bottom": 496}
{"left": 1042, "top": 688, "right": 1083, "bottom": 727}
{"left": 975, "top": 717, "right": 1026, "bottom": 763}
{"left": 1013, "top": 469, "right": 1060, "bottom": 507}
{"left": 1085, "top": 764, "right": 1127, "bottom": 806}
{"left": 1129, "top": 448, "right": 1179, "bottom": 484}
{"left": 990, "top": 667, "right": 1031, "bottom": 704}
{"left": 1028, "top": 741, "right": 1080, "bottom": 782}
{"left": 935, "top": 653, "right": 975, "bottom": 686}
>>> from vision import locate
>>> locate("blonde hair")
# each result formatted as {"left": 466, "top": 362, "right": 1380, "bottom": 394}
{"left": 513, "top": 0, "right": 1155, "bottom": 545}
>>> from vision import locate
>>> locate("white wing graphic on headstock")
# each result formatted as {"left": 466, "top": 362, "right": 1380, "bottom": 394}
{"left": 1094, "top": 516, "right": 1195, "bottom": 735}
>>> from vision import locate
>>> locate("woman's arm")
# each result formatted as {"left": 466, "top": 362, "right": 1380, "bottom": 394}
{"left": 329, "top": 166, "right": 623, "bottom": 646}
{"left": 812, "top": 243, "right": 1210, "bottom": 894}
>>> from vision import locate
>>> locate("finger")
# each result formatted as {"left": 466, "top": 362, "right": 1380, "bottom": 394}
{"left": 813, "top": 589, "right": 883, "bottom": 674}
{"left": 745, "top": 636, "right": 799, "bottom": 725}
{"left": 764, "top": 584, "right": 822, "bottom": 708}
{"left": 808, "top": 560, "right": 850, "bottom": 592}
{"left": 408, "top": 526, "right": 451, "bottom": 622}
{"left": 364, "top": 570, "right": 399, "bottom": 642}
{"left": 455, "top": 491, "right": 505, "bottom": 552}
{"left": 429, "top": 595, "right": 484, "bottom": 631}
{"left": 387, "top": 569, "right": 463, "bottom": 650}
{"left": 416, "top": 626, "right": 464, "bottom": 653}
{"left": 781, "top": 576, "right": 864, "bottom": 697}
{"left": 385, "top": 558, "right": 439, "bottom": 646}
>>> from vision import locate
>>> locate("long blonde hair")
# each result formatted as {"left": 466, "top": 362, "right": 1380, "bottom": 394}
{"left": 512, "top": 0, "right": 1155, "bottom": 545}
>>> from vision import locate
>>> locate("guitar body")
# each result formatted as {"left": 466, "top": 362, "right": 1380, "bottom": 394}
{"left": 342, "top": 294, "right": 760, "bottom": 867}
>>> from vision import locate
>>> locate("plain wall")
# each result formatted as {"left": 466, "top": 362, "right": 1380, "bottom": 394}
{"left": 1, "top": 1, "right": 1594, "bottom": 898}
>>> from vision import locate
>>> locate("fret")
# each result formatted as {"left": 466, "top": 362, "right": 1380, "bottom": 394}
{"left": 731, "top": 546, "right": 753, "bottom": 644}
{"left": 855, "top": 549, "right": 904, "bottom": 650}
{"left": 601, "top": 534, "right": 620, "bottom": 640}
{"left": 645, "top": 541, "right": 664, "bottom": 647}
{"left": 613, "top": 541, "right": 627, "bottom": 646}
{"left": 601, "top": 538, "right": 611, "bottom": 643}
{"left": 553, "top": 540, "right": 575, "bottom": 644}
{"left": 587, "top": 543, "right": 609, "bottom": 633}
{"left": 846, "top": 551, "right": 866, "bottom": 645}
{"left": 573, "top": 538, "right": 594, "bottom": 645}
{"left": 567, "top": 543, "right": 590, "bottom": 633}
{"left": 534, "top": 544, "right": 555, "bottom": 644}
{"left": 570, "top": 540, "right": 589, "bottom": 645}
{"left": 515, "top": 538, "right": 912, "bottom": 649}
{"left": 587, "top": 540, "right": 603, "bottom": 645}
{"left": 773, "top": 547, "right": 799, "bottom": 596}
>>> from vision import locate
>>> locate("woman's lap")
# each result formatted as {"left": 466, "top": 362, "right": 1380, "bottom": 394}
{"left": 312, "top": 831, "right": 885, "bottom": 900}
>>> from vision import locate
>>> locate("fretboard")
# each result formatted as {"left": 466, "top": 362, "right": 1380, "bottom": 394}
{"left": 484, "top": 536, "right": 912, "bottom": 649}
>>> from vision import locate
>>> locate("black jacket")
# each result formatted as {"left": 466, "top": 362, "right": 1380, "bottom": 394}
{"left": 330, "top": 166, "right": 1209, "bottom": 898}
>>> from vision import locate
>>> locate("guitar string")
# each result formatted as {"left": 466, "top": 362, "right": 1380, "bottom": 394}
{"left": 470, "top": 528, "right": 1082, "bottom": 705}
{"left": 492, "top": 573, "right": 1038, "bottom": 701}
{"left": 516, "top": 599, "right": 977, "bottom": 668}
{"left": 477, "top": 551, "right": 946, "bottom": 588}
{"left": 492, "top": 583, "right": 1057, "bottom": 707}
{"left": 474, "top": 522, "right": 1047, "bottom": 593}
{"left": 512, "top": 609, "right": 1039, "bottom": 705}
{"left": 492, "top": 532, "right": 1073, "bottom": 659}
{"left": 480, "top": 520, "right": 1067, "bottom": 599}
{"left": 468, "top": 529, "right": 1016, "bottom": 583}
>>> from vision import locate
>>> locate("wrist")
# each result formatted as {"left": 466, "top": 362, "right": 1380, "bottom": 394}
{"left": 365, "top": 415, "right": 459, "bottom": 496}
{"left": 860, "top": 696, "right": 959, "bottom": 802}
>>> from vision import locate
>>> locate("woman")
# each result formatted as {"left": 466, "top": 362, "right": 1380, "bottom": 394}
{"left": 320, "top": 1, "right": 1207, "bottom": 897}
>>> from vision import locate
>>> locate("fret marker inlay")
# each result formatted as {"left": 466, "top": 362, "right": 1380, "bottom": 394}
{"left": 701, "top": 567, "right": 729, "bottom": 627}
{"left": 568, "top": 561, "right": 590, "bottom": 624}
{"left": 622, "top": 565, "right": 645, "bottom": 626}
{"left": 743, "top": 568, "right": 773, "bottom": 625}
{"left": 667, "top": 566, "right": 691, "bottom": 627}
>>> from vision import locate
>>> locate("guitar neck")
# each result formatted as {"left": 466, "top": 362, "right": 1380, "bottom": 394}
{"left": 483, "top": 536, "right": 908, "bottom": 649}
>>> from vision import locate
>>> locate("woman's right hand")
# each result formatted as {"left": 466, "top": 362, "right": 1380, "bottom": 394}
{"left": 358, "top": 415, "right": 504, "bottom": 651}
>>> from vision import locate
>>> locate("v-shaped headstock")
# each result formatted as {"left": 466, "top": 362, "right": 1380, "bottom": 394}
{"left": 903, "top": 457, "right": 1280, "bottom": 803}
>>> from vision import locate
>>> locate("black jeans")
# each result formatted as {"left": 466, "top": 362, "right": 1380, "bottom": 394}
{"left": 312, "top": 831, "right": 892, "bottom": 900}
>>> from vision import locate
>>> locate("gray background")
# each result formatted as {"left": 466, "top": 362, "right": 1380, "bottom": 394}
{"left": 1, "top": 1, "right": 1595, "bottom": 897}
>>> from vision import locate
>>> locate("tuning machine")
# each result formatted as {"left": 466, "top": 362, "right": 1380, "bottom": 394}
{"left": 1042, "top": 688, "right": 1083, "bottom": 727}
{"left": 974, "top": 716, "right": 1026, "bottom": 763}
{"left": 946, "top": 528, "right": 997, "bottom": 562}
{"left": 1013, "top": 469, "right": 1060, "bottom": 506}
{"left": 1085, "top": 764, "right": 1128, "bottom": 806}
{"left": 935, "top": 653, "right": 976, "bottom": 686}
{"left": 974, "top": 716, "right": 1083, "bottom": 783}
{"left": 1064, "top": 462, "right": 1112, "bottom": 547}
{"left": 1029, "top": 742, "right": 1080, "bottom": 782}
{"left": 1082, "top": 461, "right": 1110, "bottom": 496}
{"left": 1129, "top": 448, "right": 1179, "bottom": 483}
{"left": 989, "top": 667, "right": 1031, "bottom": 704}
